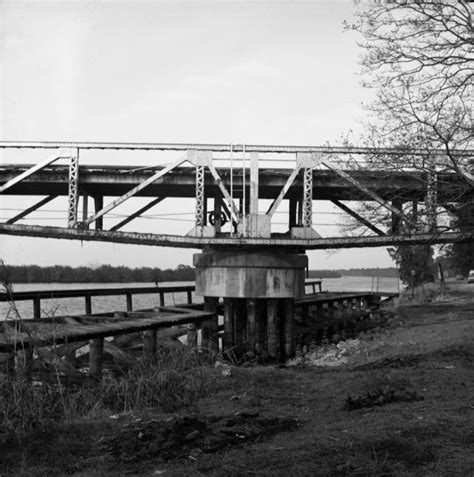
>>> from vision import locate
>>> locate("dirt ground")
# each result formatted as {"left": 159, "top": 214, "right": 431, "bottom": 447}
{"left": 1, "top": 281, "right": 473, "bottom": 476}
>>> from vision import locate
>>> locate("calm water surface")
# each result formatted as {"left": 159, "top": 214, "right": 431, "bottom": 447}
{"left": 1, "top": 277, "right": 400, "bottom": 320}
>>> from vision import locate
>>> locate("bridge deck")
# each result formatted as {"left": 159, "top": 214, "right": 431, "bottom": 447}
{"left": 0, "top": 164, "right": 465, "bottom": 201}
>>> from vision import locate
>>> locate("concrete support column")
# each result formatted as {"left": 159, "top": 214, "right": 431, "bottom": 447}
{"left": 194, "top": 250, "right": 306, "bottom": 360}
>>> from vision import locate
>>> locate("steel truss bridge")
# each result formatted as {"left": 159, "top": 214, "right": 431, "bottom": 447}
{"left": 0, "top": 141, "right": 473, "bottom": 250}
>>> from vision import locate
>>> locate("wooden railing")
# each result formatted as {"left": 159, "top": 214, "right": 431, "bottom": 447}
{"left": 0, "top": 284, "right": 195, "bottom": 319}
{"left": 0, "top": 281, "right": 329, "bottom": 319}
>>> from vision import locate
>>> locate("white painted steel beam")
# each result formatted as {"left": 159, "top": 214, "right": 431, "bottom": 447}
{"left": 0, "top": 150, "right": 70, "bottom": 193}
{"left": 207, "top": 164, "right": 242, "bottom": 223}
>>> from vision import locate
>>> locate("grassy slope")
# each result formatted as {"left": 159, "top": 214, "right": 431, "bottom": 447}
{"left": 1, "top": 282, "right": 473, "bottom": 477}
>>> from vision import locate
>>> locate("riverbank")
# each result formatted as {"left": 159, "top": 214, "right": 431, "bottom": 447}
{"left": 1, "top": 282, "right": 473, "bottom": 476}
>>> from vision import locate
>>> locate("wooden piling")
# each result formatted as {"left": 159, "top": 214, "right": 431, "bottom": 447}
{"left": 33, "top": 296, "right": 41, "bottom": 319}
{"left": 223, "top": 298, "right": 235, "bottom": 352}
{"left": 16, "top": 346, "right": 33, "bottom": 380}
{"left": 255, "top": 299, "right": 266, "bottom": 356}
{"left": 326, "top": 301, "right": 333, "bottom": 319}
{"left": 65, "top": 345, "right": 76, "bottom": 368}
{"left": 301, "top": 304, "right": 309, "bottom": 323}
{"left": 282, "top": 298, "right": 295, "bottom": 359}
{"left": 89, "top": 338, "right": 104, "bottom": 378}
{"left": 233, "top": 299, "right": 244, "bottom": 357}
{"left": 186, "top": 322, "right": 198, "bottom": 348}
{"left": 267, "top": 298, "right": 279, "bottom": 360}
{"left": 126, "top": 292, "right": 133, "bottom": 312}
{"left": 143, "top": 329, "right": 157, "bottom": 361}
{"left": 246, "top": 299, "right": 257, "bottom": 356}
{"left": 85, "top": 294, "right": 92, "bottom": 314}
{"left": 203, "top": 297, "right": 219, "bottom": 353}
{"left": 315, "top": 303, "right": 323, "bottom": 320}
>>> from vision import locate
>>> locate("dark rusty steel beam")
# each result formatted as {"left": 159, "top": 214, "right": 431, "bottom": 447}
{"left": 324, "top": 162, "right": 416, "bottom": 227}
{"left": 109, "top": 197, "right": 164, "bottom": 231}
{"left": 331, "top": 200, "right": 386, "bottom": 236}
{"left": 0, "top": 223, "right": 471, "bottom": 250}
{"left": 6, "top": 195, "right": 57, "bottom": 224}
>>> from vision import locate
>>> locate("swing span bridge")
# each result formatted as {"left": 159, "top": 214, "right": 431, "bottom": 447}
{"left": 0, "top": 140, "right": 473, "bottom": 250}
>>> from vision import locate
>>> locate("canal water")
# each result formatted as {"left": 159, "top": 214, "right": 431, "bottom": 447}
{"left": 1, "top": 276, "right": 400, "bottom": 320}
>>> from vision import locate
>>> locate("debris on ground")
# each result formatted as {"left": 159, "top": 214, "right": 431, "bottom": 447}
{"left": 287, "top": 339, "right": 363, "bottom": 367}
{"left": 96, "top": 414, "right": 298, "bottom": 463}
{"left": 344, "top": 388, "right": 424, "bottom": 410}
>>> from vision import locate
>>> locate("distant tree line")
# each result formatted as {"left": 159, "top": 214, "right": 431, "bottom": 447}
{"left": 309, "top": 268, "right": 399, "bottom": 278}
{"left": 1, "top": 265, "right": 401, "bottom": 284}
{"left": 337, "top": 268, "right": 399, "bottom": 278}
{"left": 1, "top": 264, "right": 195, "bottom": 284}
{"left": 308, "top": 270, "right": 342, "bottom": 279}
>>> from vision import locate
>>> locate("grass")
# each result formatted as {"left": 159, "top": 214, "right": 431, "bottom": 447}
{"left": 1, "top": 267, "right": 217, "bottom": 441}
{"left": 399, "top": 281, "right": 444, "bottom": 304}
{"left": 0, "top": 347, "right": 216, "bottom": 440}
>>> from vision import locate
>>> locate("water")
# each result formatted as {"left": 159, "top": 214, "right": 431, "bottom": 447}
{"left": 1, "top": 277, "right": 400, "bottom": 320}
{"left": 0, "top": 281, "right": 195, "bottom": 320}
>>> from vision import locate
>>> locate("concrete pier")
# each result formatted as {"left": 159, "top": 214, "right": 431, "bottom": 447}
{"left": 194, "top": 250, "right": 307, "bottom": 360}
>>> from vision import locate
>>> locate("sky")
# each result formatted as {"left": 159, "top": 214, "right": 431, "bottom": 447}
{"left": 0, "top": 0, "right": 396, "bottom": 271}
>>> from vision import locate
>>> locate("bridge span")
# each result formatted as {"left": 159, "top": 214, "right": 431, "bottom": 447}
{"left": 1, "top": 141, "right": 472, "bottom": 360}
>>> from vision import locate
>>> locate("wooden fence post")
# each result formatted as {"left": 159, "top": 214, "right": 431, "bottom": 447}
{"left": 89, "top": 338, "right": 104, "bottom": 379}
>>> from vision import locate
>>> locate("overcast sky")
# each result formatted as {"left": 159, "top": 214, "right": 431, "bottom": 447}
{"left": 0, "top": 0, "right": 396, "bottom": 271}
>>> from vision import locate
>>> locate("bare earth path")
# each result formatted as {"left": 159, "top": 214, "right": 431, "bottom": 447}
{"left": 1, "top": 282, "right": 473, "bottom": 476}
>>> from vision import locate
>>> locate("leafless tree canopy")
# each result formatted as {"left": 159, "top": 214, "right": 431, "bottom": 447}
{"left": 347, "top": 0, "right": 473, "bottom": 186}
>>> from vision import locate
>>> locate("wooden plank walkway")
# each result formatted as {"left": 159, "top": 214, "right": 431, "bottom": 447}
{"left": 0, "top": 307, "right": 213, "bottom": 351}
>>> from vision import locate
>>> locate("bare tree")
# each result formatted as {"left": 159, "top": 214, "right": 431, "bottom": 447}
{"left": 347, "top": 0, "right": 473, "bottom": 186}
{"left": 339, "top": 1, "right": 474, "bottom": 281}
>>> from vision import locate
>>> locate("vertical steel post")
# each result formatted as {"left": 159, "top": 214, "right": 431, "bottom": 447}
{"left": 303, "top": 167, "right": 313, "bottom": 228}
{"left": 67, "top": 148, "right": 79, "bottom": 227}
{"left": 82, "top": 194, "right": 89, "bottom": 229}
{"left": 195, "top": 165, "right": 205, "bottom": 229}
{"left": 242, "top": 144, "right": 246, "bottom": 236}
{"left": 94, "top": 196, "right": 104, "bottom": 230}
{"left": 250, "top": 152, "right": 259, "bottom": 215}
{"left": 230, "top": 144, "right": 234, "bottom": 236}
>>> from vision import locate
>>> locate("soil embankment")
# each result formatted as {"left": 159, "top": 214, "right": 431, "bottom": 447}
{"left": 1, "top": 282, "right": 473, "bottom": 476}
